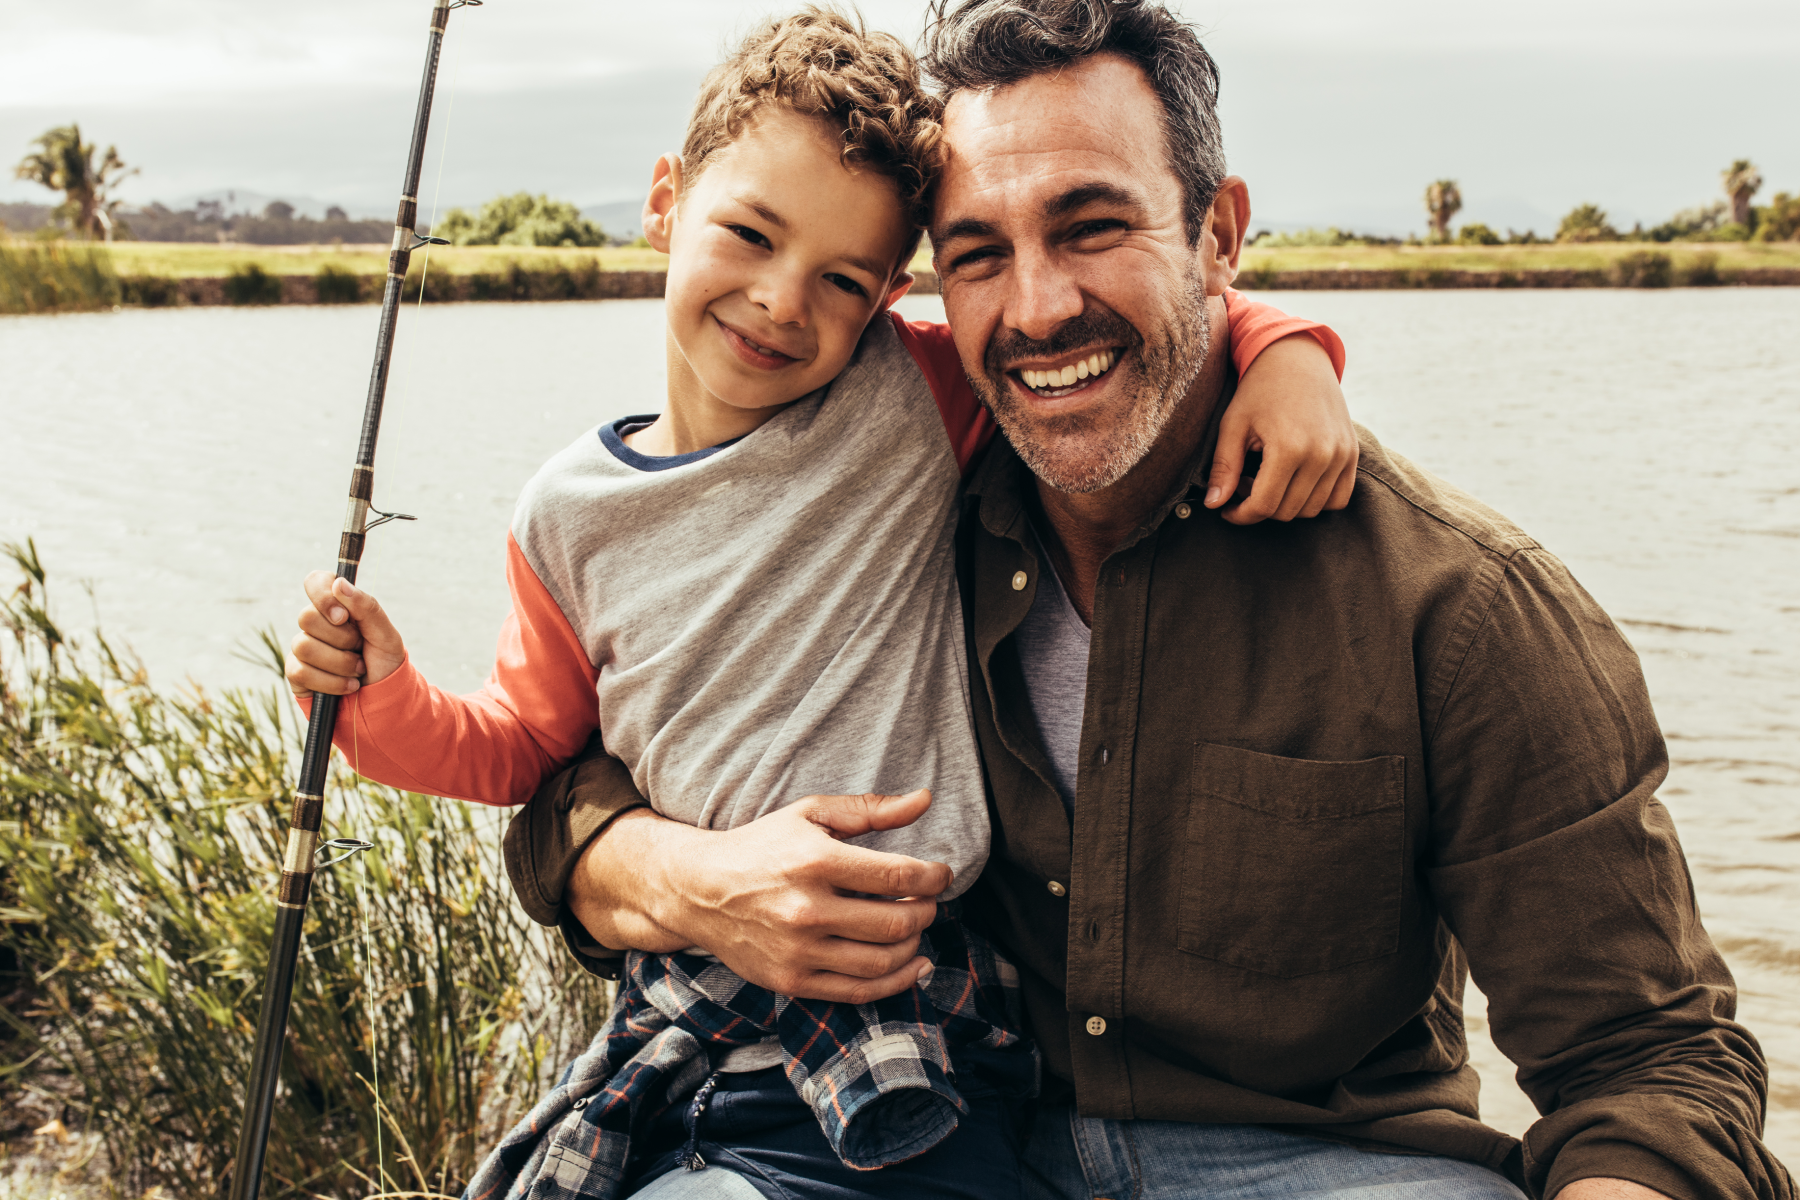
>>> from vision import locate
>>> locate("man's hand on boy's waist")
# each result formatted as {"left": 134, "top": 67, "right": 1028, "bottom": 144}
{"left": 568, "top": 790, "right": 948, "bottom": 1004}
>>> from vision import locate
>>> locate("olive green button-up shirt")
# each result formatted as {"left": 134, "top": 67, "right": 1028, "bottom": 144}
{"left": 955, "top": 426, "right": 1789, "bottom": 1200}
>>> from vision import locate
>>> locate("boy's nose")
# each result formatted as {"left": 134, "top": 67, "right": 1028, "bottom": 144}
{"left": 749, "top": 266, "right": 810, "bottom": 329}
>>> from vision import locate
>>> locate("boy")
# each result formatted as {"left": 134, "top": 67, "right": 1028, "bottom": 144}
{"left": 287, "top": 9, "right": 1352, "bottom": 1199}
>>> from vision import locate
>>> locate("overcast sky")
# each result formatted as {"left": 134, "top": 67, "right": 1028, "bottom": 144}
{"left": 3, "top": 0, "right": 1797, "bottom": 236}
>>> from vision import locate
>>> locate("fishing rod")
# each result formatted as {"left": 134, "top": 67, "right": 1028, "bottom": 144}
{"left": 228, "top": 2, "right": 479, "bottom": 1197}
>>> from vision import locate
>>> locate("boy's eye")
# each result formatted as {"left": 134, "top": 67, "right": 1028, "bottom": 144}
{"left": 824, "top": 273, "right": 867, "bottom": 298}
{"left": 728, "top": 224, "right": 771, "bottom": 249}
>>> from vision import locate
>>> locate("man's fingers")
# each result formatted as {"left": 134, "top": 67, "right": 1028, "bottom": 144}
{"left": 786, "top": 956, "right": 931, "bottom": 1005}
{"left": 303, "top": 569, "right": 351, "bottom": 626}
{"left": 802, "top": 788, "right": 935, "bottom": 838}
{"left": 818, "top": 838, "right": 953, "bottom": 900}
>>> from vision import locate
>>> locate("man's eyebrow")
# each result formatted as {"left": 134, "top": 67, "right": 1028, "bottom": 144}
{"left": 1046, "top": 182, "right": 1142, "bottom": 218}
{"left": 733, "top": 195, "right": 789, "bottom": 230}
{"left": 937, "top": 217, "right": 998, "bottom": 244}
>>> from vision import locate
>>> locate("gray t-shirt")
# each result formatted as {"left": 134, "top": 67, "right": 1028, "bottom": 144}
{"left": 511, "top": 314, "right": 988, "bottom": 897}
{"left": 1014, "top": 526, "right": 1091, "bottom": 815}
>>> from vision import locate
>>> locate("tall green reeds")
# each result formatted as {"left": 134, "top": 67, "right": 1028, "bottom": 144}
{"left": 0, "top": 541, "right": 611, "bottom": 1199}
{"left": 0, "top": 243, "right": 120, "bottom": 315}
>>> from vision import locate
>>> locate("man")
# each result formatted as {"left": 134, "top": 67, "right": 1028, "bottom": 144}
{"left": 504, "top": 2, "right": 1792, "bottom": 1197}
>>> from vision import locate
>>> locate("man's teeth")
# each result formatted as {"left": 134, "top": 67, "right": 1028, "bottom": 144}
{"left": 1020, "top": 350, "right": 1115, "bottom": 392}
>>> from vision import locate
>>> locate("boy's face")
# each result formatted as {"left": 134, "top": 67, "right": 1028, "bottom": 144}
{"left": 651, "top": 106, "right": 915, "bottom": 417}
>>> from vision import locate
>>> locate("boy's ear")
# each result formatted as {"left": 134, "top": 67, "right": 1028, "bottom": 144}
{"left": 643, "top": 153, "right": 682, "bottom": 253}
{"left": 882, "top": 272, "right": 915, "bottom": 311}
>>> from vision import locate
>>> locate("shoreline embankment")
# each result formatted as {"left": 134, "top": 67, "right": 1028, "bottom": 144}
{"left": 6, "top": 240, "right": 1800, "bottom": 315}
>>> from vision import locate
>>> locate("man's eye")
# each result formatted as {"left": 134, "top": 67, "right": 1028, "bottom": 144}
{"left": 825, "top": 273, "right": 867, "bottom": 298}
{"left": 1073, "top": 220, "right": 1126, "bottom": 239}
{"left": 729, "top": 225, "right": 771, "bottom": 249}
{"left": 948, "top": 246, "right": 1000, "bottom": 272}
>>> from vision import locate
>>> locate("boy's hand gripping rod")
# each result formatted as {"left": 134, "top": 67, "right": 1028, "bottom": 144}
{"left": 228, "top": 3, "right": 479, "bottom": 1197}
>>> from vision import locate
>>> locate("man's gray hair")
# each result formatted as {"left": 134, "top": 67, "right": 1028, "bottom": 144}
{"left": 922, "top": 0, "right": 1227, "bottom": 243}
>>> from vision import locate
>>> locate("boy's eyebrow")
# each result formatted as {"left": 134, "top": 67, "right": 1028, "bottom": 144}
{"left": 733, "top": 195, "right": 790, "bottom": 230}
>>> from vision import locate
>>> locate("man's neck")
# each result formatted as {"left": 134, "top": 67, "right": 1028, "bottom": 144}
{"left": 1035, "top": 295, "right": 1230, "bottom": 625}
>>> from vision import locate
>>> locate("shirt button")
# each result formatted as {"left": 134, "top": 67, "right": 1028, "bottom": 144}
{"left": 1047, "top": 880, "right": 1067, "bottom": 897}
{"left": 1085, "top": 1015, "right": 1107, "bottom": 1036}
{"left": 1175, "top": 502, "right": 1192, "bottom": 519}
{"left": 1011, "top": 570, "right": 1028, "bottom": 591}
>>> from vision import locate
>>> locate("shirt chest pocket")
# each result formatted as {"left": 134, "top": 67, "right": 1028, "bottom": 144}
{"left": 1177, "top": 743, "right": 1406, "bottom": 978}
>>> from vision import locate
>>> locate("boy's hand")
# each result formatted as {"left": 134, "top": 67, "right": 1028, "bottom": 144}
{"left": 1207, "top": 331, "right": 1358, "bottom": 525}
{"left": 285, "top": 572, "right": 408, "bottom": 698}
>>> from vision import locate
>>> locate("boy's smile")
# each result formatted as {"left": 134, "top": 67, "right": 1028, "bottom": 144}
{"left": 634, "top": 105, "right": 916, "bottom": 457}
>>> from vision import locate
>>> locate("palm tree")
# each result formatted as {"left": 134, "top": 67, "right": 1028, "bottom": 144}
{"left": 1721, "top": 159, "right": 1762, "bottom": 229}
{"left": 12, "top": 125, "right": 137, "bottom": 242}
{"left": 1424, "top": 180, "right": 1463, "bottom": 243}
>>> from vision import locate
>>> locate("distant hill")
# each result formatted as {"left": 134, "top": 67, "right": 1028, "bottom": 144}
{"left": 1, "top": 202, "right": 54, "bottom": 233}
{"left": 582, "top": 199, "right": 646, "bottom": 241}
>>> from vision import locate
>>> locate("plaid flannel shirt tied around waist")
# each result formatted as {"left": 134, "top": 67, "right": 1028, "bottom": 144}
{"left": 464, "top": 908, "right": 1036, "bottom": 1200}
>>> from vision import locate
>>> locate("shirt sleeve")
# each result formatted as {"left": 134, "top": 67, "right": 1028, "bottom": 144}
{"left": 889, "top": 294, "right": 1345, "bottom": 478}
{"left": 298, "top": 532, "right": 600, "bottom": 806}
{"left": 1423, "top": 548, "right": 1788, "bottom": 1200}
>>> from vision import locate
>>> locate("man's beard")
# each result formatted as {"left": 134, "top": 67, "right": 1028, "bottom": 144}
{"left": 971, "top": 270, "right": 1212, "bottom": 495}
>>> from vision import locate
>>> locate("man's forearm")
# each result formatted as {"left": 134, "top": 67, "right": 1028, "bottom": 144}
{"left": 567, "top": 807, "right": 691, "bottom": 953}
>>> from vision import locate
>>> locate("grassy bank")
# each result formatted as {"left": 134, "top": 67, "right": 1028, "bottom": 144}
{"left": 6, "top": 240, "right": 1799, "bottom": 315}
{"left": 100, "top": 241, "right": 671, "bottom": 278}
{"left": 0, "top": 542, "right": 610, "bottom": 1199}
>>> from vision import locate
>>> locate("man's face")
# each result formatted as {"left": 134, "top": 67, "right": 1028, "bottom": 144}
{"left": 932, "top": 54, "right": 1240, "bottom": 494}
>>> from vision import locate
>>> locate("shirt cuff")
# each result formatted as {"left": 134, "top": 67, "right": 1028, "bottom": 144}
{"left": 502, "top": 730, "right": 648, "bottom": 927}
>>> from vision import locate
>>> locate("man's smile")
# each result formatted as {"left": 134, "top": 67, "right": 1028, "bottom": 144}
{"left": 1009, "top": 346, "right": 1124, "bottom": 399}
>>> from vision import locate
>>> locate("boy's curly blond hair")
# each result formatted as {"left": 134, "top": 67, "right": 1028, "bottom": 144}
{"left": 682, "top": 6, "right": 943, "bottom": 262}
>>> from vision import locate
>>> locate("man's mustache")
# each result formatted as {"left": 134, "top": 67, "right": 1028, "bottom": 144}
{"left": 983, "top": 309, "right": 1144, "bottom": 378}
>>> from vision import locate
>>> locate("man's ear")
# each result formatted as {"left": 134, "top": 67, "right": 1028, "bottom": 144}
{"left": 1201, "top": 176, "right": 1251, "bottom": 297}
{"left": 643, "top": 153, "right": 682, "bottom": 253}
{"left": 882, "top": 272, "right": 915, "bottom": 310}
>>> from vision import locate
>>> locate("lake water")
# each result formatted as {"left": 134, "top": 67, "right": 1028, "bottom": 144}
{"left": 3, "top": 290, "right": 1797, "bottom": 1160}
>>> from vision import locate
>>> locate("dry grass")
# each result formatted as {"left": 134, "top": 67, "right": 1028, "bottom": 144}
{"left": 99, "top": 242, "right": 670, "bottom": 279}
{"left": 1237, "top": 241, "right": 1800, "bottom": 276}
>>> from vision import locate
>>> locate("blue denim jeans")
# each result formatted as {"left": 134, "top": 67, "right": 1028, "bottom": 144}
{"left": 1022, "top": 1103, "right": 1527, "bottom": 1199}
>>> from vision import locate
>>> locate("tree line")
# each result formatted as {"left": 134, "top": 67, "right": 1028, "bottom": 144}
{"left": 6, "top": 126, "right": 630, "bottom": 248}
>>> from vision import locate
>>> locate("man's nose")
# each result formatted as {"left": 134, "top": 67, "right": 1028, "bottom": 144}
{"left": 1004, "top": 244, "right": 1084, "bottom": 343}
{"left": 748, "top": 263, "right": 810, "bottom": 329}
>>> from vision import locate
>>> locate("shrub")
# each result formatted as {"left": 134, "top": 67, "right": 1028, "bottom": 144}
{"left": 0, "top": 242, "right": 120, "bottom": 314}
{"left": 1611, "top": 249, "right": 1672, "bottom": 288}
{"left": 1753, "top": 192, "right": 1800, "bottom": 242}
{"left": 1456, "top": 222, "right": 1501, "bottom": 245}
{"left": 314, "top": 262, "right": 364, "bottom": 304}
{"left": 0, "top": 542, "right": 611, "bottom": 1199}
{"left": 1676, "top": 252, "right": 1722, "bottom": 287}
{"left": 435, "top": 193, "right": 606, "bottom": 248}
{"left": 120, "top": 273, "right": 180, "bottom": 307}
{"left": 1556, "top": 203, "right": 1620, "bottom": 243}
{"left": 224, "top": 262, "right": 283, "bottom": 305}
{"left": 1505, "top": 228, "right": 1542, "bottom": 244}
